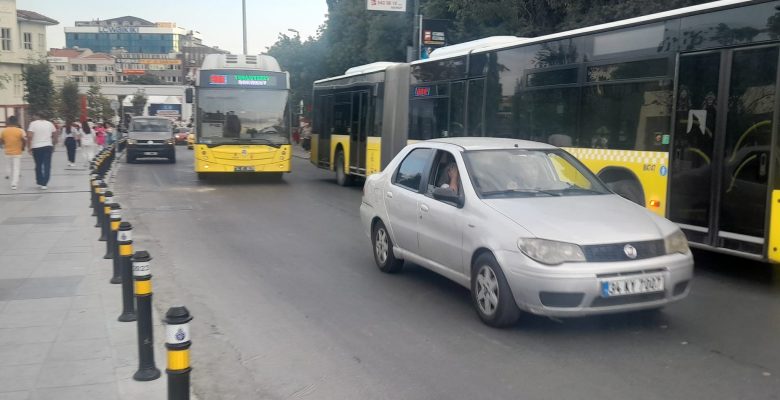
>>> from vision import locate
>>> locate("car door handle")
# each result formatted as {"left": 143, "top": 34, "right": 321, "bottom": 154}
{"left": 420, "top": 204, "right": 429, "bottom": 212}
{"left": 386, "top": 191, "right": 393, "bottom": 199}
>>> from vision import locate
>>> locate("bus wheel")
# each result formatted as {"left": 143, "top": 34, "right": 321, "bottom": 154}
{"left": 196, "top": 172, "right": 206, "bottom": 181}
{"left": 612, "top": 180, "right": 644, "bottom": 206}
{"left": 335, "top": 150, "right": 352, "bottom": 186}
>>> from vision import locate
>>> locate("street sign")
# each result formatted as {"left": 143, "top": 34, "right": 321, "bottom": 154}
{"left": 367, "top": 0, "right": 406, "bottom": 12}
{"left": 110, "top": 100, "right": 120, "bottom": 111}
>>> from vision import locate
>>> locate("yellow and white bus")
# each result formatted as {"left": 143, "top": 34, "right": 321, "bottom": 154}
{"left": 312, "top": 0, "right": 780, "bottom": 263}
{"left": 193, "top": 54, "right": 292, "bottom": 179}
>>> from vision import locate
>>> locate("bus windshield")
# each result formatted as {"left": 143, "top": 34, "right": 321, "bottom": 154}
{"left": 197, "top": 88, "right": 290, "bottom": 146}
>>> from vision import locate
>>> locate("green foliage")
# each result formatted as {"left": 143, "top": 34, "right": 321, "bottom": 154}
{"left": 22, "top": 60, "right": 55, "bottom": 118}
{"left": 124, "top": 74, "right": 164, "bottom": 85}
{"left": 85, "top": 84, "right": 116, "bottom": 122}
{"left": 131, "top": 90, "right": 148, "bottom": 116}
{"left": 59, "top": 80, "right": 81, "bottom": 126}
{"left": 266, "top": 0, "right": 711, "bottom": 112}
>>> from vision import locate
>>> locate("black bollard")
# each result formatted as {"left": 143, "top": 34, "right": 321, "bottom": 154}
{"left": 132, "top": 251, "right": 161, "bottom": 381}
{"left": 95, "top": 182, "right": 107, "bottom": 228}
{"left": 89, "top": 173, "right": 98, "bottom": 211}
{"left": 165, "top": 306, "right": 192, "bottom": 400}
{"left": 104, "top": 203, "right": 120, "bottom": 260}
{"left": 110, "top": 205, "right": 123, "bottom": 284}
{"left": 117, "top": 222, "right": 136, "bottom": 322}
{"left": 99, "top": 191, "right": 113, "bottom": 242}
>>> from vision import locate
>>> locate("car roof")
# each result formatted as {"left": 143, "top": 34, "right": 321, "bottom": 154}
{"left": 426, "top": 137, "right": 558, "bottom": 151}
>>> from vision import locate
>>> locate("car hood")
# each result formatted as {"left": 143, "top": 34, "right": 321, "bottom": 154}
{"left": 129, "top": 133, "right": 172, "bottom": 140}
{"left": 484, "top": 194, "right": 664, "bottom": 245}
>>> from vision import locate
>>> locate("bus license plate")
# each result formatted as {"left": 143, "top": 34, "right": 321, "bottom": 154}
{"left": 143, "top": 152, "right": 158, "bottom": 156}
{"left": 234, "top": 166, "right": 255, "bottom": 172}
{"left": 600, "top": 275, "right": 664, "bottom": 297}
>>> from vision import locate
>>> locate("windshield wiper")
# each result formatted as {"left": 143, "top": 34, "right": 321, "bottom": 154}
{"left": 561, "top": 184, "right": 604, "bottom": 194}
{"left": 481, "top": 188, "right": 562, "bottom": 197}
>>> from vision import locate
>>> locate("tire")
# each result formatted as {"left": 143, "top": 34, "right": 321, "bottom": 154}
{"left": 372, "top": 220, "right": 403, "bottom": 273}
{"left": 169, "top": 154, "right": 176, "bottom": 163}
{"left": 471, "top": 253, "right": 520, "bottom": 328}
{"left": 126, "top": 153, "right": 135, "bottom": 164}
{"left": 335, "top": 150, "right": 352, "bottom": 186}
{"left": 196, "top": 172, "right": 206, "bottom": 181}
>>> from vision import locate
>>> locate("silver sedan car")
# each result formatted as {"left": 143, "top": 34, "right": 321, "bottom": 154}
{"left": 360, "top": 138, "right": 693, "bottom": 327}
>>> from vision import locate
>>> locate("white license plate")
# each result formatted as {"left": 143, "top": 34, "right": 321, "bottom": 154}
{"left": 143, "top": 152, "right": 158, "bottom": 156}
{"left": 600, "top": 275, "right": 664, "bottom": 297}
{"left": 234, "top": 166, "right": 255, "bottom": 172}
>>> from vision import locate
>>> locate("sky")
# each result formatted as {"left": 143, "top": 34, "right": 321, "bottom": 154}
{"left": 16, "top": 0, "right": 329, "bottom": 54}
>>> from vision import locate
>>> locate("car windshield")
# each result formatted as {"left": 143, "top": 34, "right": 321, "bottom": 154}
{"left": 197, "top": 88, "right": 290, "bottom": 146}
{"left": 463, "top": 148, "right": 611, "bottom": 198}
{"left": 130, "top": 119, "right": 172, "bottom": 133}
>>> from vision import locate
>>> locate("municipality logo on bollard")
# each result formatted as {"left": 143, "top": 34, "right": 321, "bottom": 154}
{"left": 175, "top": 328, "right": 186, "bottom": 341}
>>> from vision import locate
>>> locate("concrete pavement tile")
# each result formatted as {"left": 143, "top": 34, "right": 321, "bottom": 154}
{"left": 63, "top": 307, "right": 105, "bottom": 326}
{"left": 32, "top": 383, "right": 118, "bottom": 400}
{"left": 0, "top": 309, "right": 67, "bottom": 329}
{"left": 0, "top": 343, "right": 52, "bottom": 366}
{"left": 0, "top": 279, "right": 27, "bottom": 300}
{"left": 0, "top": 364, "right": 41, "bottom": 392}
{"left": 70, "top": 294, "right": 102, "bottom": 310}
{"left": 41, "top": 252, "right": 92, "bottom": 263}
{"left": 1, "top": 247, "right": 47, "bottom": 256}
{"left": 107, "top": 320, "right": 138, "bottom": 345}
{"left": 46, "top": 338, "right": 113, "bottom": 362}
{"left": 0, "top": 216, "right": 76, "bottom": 225}
{"left": 48, "top": 245, "right": 93, "bottom": 255}
{"left": 0, "top": 391, "right": 31, "bottom": 400}
{"left": 0, "top": 326, "right": 59, "bottom": 345}
{"left": 116, "top": 374, "right": 165, "bottom": 400}
{"left": 35, "top": 358, "right": 115, "bottom": 388}
{"left": 110, "top": 343, "right": 138, "bottom": 368}
{"left": 3, "top": 297, "right": 72, "bottom": 313}
{"left": 29, "top": 265, "right": 87, "bottom": 278}
{"left": 57, "top": 321, "right": 109, "bottom": 342}
{"left": 13, "top": 276, "right": 83, "bottom": 300}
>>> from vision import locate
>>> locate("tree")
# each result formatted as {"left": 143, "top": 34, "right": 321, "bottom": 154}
{"left": 58, "top": 80, "right": 81, "bottom": 127}
{"left": 125, "top": 74, "right": 164, "bottom": 85}
{"left": 131, "top": 90, "right": 148, "bottom": 116}
{"left": 22, "top": 60, "right": 55, "bottom": 118}
{"left": 86, "top": 84, "right": 103, "bottom": 121}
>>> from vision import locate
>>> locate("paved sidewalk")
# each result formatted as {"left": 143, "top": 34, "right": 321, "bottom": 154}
{"left": 0, "top": 148, "right": 165, "bottom": 399}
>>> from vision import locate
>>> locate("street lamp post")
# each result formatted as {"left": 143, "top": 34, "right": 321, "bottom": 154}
{"left": 242, "top": 0, "right": 248, "bottom": 55}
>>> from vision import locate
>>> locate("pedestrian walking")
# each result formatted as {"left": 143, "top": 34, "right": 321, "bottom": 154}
{"left": 62, "top": 121, "right": 80, "bottom": 167}
{"left": 95, "top": 122, "right": 106, "bottom": 148}
{"left": 27, "top": 113, "right": 58, "bottom": 190}
{"left": 79, "top": 120, "right": 97, "bottom": 166}
{"left": 0, "top": 116, "right": 26, "bottom": 190}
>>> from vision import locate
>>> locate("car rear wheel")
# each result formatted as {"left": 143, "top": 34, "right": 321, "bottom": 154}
{"left": 372, "top": 220, "right": 403, "bottom": 273}
{"left": 471, "top": 253, "right": 520, "bottom": 328}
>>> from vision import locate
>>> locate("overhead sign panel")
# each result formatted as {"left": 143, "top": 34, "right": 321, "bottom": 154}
{"left": 199, "top": 70, "right": 288, "bottom": 89}
{"left": 367, "top": 0, "right": 406, "bottom": 12}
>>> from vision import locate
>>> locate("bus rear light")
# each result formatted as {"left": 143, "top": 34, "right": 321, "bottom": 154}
{"left": 649, "top": 199, "right": 661, "bottom": 208}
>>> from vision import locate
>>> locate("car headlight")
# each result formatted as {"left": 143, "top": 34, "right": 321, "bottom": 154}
{"left": 664, "top": 229, "right": 689, "bottom": 255}
{"left": 517, "top": 238, "right": 586, "bottom": 265}
{"left": 127, "top": 139, "right": 136, "bottom": 145}
{"left": 166, "top": 139, "right": 175, "bottom": 145}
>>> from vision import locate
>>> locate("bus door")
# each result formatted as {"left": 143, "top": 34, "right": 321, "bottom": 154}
{"left": 317, "top": 94, "right": 333, "bottom": 168}
{"left": 349, "top": 91, "right": 369, "bottom": 175}
{"left": 668, "top": 46, "right": 779, "bottom": 256}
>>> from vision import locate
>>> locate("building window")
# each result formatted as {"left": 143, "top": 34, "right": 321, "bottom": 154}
{"left": 23, "top": 32, "right": 32, "bottom": 49}
{"left": 55, "top": 65, "right": 65, "bottom": 71}
{"left": 87, "top": 76, "right": 95, "bottom": 83}
{"left": 87, "top": 64, "right": 97, "bottom": 72}
{"left": 38, "top": 33, "right": 45, "bottom": 51}
{"left": 13, "top": 74, "right": 22, "bottom": 96}
{"left": 1, "top": 28, "right": 11, "bottom": 51}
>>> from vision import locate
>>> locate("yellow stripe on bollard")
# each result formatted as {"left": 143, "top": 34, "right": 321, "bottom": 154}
{"left": 167, "top": 349, "right": 189, "bottom": 370}
{"left": 135, "top": 279, "right": 152, "bottom": 295}
{"left": 104, "top": 206, "right": 110, "bottom": 215}
{"left": 119, "top": 244, "right": 133, "bottom": 256}
{"left": 111, "top": 221, "right": 120, "bottom": 231}
{"left": 99, "top": 195, "right": 105, "bottom": 203}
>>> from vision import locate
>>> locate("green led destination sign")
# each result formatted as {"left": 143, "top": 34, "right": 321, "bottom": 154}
{"left": 200, "top": 70, "right": 287, "bottom": 89}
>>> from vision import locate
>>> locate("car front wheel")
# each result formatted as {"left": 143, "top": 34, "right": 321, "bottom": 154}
{"left": 471, "top": 253, "right": 520, "bottom": 328}
{"left": 372, "top": 220, "right": 403, "bottom": 273}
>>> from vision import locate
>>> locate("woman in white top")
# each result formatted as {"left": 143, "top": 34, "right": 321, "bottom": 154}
{"left": 61, "top": 121, "right": 80, "bottom": 167}
{"left": 79, "top": 121, "right": 97, "bottom": 167}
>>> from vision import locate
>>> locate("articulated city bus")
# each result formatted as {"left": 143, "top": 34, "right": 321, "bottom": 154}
{"left": 193, "top": 54, "right": 292, "bottom": 179}
{"left": 311, "top": 0, "right": 780, "bottom": 263}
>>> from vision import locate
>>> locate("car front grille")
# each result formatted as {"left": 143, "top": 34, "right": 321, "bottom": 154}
{"left": 136, "top": 140, "right": 167, "bottom": 145}
{"left": 583, "top": 240, "right": 665, "bottom": 262}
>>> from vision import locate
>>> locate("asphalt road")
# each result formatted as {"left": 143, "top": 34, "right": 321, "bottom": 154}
{"left": 116, "top": 148, "right": 780, "bottom": 400}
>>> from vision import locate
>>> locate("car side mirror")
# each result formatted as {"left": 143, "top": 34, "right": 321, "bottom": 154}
{"left": 433, "top": 187, "right": 464, "bottom": 207}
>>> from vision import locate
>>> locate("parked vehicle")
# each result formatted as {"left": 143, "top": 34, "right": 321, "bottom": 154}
{"left": 360, "top": 138, "right": 693, "bottom": 327}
